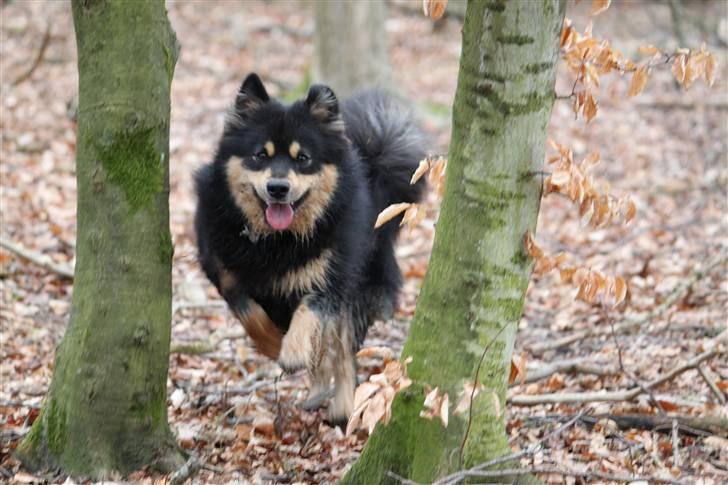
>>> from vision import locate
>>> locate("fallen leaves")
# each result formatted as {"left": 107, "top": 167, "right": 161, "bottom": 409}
{"left": 420, "top": 387, "right": 449, "bottom": 427}
{"left": 346, "top": 356, "right": 413, "bottom": 436}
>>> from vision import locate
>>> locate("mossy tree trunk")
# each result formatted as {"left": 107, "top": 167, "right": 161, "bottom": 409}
{"left": 313, "top": 0, "right": 392, "bottom": 97}
{"left": 17, "top": 0, "right": 184, "bottom": 478}
{"left": 343, "top": 1, "right": 565, "bottom": 483}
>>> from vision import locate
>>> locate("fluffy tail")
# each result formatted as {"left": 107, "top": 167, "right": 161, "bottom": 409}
{"left": 342, "top": 90, "right": 426, "bottom": 216}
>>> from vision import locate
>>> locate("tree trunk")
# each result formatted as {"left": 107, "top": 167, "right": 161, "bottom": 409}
{"left": 17, "top": 0, "right": 184, "bottom": 478}
{"left": 343, "top": 1, "right": 565, "bottom": 483}
{"left": 313, "top": 0, "right": 391, "bottom": 97}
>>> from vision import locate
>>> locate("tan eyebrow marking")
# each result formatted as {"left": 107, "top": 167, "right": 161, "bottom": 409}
{"left": 264, "top": 141, "right": 275, "bottom": 157}
{"left": 289, "top": 141, "right": 301, "bottom": 159}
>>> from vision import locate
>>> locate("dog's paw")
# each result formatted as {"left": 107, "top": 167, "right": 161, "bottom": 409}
{"left": 277, "top": 330, "right": 310, "bottom": 372}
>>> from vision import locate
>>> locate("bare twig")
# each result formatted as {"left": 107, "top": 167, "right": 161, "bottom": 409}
{"left": 510, "top": 344, "right": 722, "bottom": 406}
{"left": 608, "top": 314, "right": 666, "bottom": 414}
{"left": 531, "top": 254, "right": 726, "bottom": 352}
{"left": 458, "top": 322, "right": 510, "bottom": 467}
{"left": 11, "top": 23, "right": 52, "bottom": 86}
{"left": 513, "top": 357, "right": 617, "bottom": 386}
{"left": 672, "top": 419, "right": 680, "bottom": 469}
{"left": 523, "top": 413, "right": 728, "bottom": 437}
{"left": 698, "top": 366, "right": 727, "bottom": 404}
{"left": 0, "top": 236, "right": 73, "bottom": 278}
{"left": 431, "top": 466, "right": 685, "bottom": 484}
{"left": 170, "top": 327, "right": 245, "bottom": 355}
{"left": 437, "top": 410, "right": 587, "bottom": 485}
{"left": 169, "top": 456, "right": 200, "bottom": 485}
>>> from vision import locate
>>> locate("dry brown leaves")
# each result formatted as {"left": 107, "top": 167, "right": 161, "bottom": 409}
{"left": 544, "top": 141, "right": 636, "bottom": 229}
{"left": 525, "top": 232, "right": 628, "bottom": 306}
{"left": 375, "top": 155, "right": 446, "bottom": 230}
{"left": 346, "top": 355, "right": 412, "bottom": 435}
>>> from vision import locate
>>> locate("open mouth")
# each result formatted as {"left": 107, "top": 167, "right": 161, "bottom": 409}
{"left": 258, "top": 191, "right": 309, "bottom": 232}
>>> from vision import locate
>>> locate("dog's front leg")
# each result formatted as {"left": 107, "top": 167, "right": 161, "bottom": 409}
{"left": 278, "top": 296, "right": 329, "bottom": 373}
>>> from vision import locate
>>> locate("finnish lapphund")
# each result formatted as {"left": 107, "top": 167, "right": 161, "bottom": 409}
{"left": 194, "top": 73, "right": 425, "bottom": 424}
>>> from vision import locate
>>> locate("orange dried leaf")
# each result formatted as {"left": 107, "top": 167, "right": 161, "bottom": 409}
{"left": 454, "top": 381, "right": 481, "bottom": 415}
{"left": 423, "top": 0, "right": 448, "bottom": 20}
{"left": 591, "top": 0, "right": 610, "bottom": 16}
{"left": 672, "top": 54, "right": 687, "bottom": 85}
{"left": 584, "top": 92, "right": 598, "bottom": 123}
{"left": 625, "top": 199, "right": 636, "bottom": 223}
{"left": 410, "top": 158, "right": 430, "bottom": 185}
{"left": 628, "top": 65, "right": 649, "bottom": 97}
{"left": 705, "top": 54, "right": 717, "bottom": 86}
{"left": 638, "top": 45, "right": 660, "bottom": 56}
{"left": 524, "top": 232, "right": 544, "bottom": 259}
{"left": 613, "top": 276, "right": 627, "bottom": 305}
{"left": 374, "top": 203, "right": 411, "bottom": 229}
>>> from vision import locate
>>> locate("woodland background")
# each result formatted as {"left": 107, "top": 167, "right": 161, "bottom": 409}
{"left": 1, "top": 0, "right": 727, "bottom": 483}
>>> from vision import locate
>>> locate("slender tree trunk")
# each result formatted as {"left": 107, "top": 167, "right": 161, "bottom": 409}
{"left": 17, "top": 0, "right": 183, "bottom": 477}
{"left": 313, "top": 0, "right": 391, "bottom": 97}
{"left": 343, "top": 1, "right": 565, "bottom": 483}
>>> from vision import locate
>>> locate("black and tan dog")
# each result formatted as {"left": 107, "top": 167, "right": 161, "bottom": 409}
{"left": 194, "top": 73, "right": 425, "bottom": 424}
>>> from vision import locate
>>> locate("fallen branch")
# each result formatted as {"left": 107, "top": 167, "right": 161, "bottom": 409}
{"left": 509, "top": 345, "right": 722, "bottom": 406}
{"left": 524, "top": 413, "right": 728, "bottom": 437}
{"left": 170, "top": 327, "right": 244, "bottom": 355}
{"left": 11, "top": 23, "right": 52, "bottom": 86}
{"left": 531, "top": 255, "right": 726, "bottom": 352}
{"left": 511, "top": 357, "right": 617, "bottom": 386}
{"left": 168, "top": 456, "right": 200, "bottom": 485}
{"left": 0, "top": 236, "right": 73, "bottom": 278}
{"left": 421, "top": 466, "right": 685, "bottom": 484}
{"left": 437, "top": 411, "right": 587, "bottom": 485}
{"left": 697, "top": 366, "right": 726, "bottom": 404}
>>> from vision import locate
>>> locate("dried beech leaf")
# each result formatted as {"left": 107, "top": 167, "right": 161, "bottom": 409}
{"left": 584, "top": 92, "right": 598, "bottom": 122}
{"left": 423, "top": 0, "right": 447, "bottom": 20}
{"left": 672, "top": 54, "right": 687, "bottom": 85}
{"left": 628, "top": 65, "right": 649, "bottom": 97}
{"left": 454, "top": 381, "right": 481, "bottom": 415}
{"left": 410, "top": 158, "right": 430, "bottom": 185}
{"left": 613, "top": 276, "right": 627, "bottom": 306}
{"left": 591, "top": 0, "right": 610, "bottom": 16}
{"left": 374, "top": 203, "right": 411, "bottom": 229}
{"left": 638, "top": 44, "right": 660, "bottom": 56}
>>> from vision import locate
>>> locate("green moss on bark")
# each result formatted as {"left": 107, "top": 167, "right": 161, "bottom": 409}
{"left": 344, "top": 1, "right": 565, "bottom": 483}
{"left": 18, "top": 0, "right": 183, "bottom": 478}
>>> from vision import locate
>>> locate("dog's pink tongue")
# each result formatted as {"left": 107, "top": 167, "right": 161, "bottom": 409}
{"left": 265, "top": 203, "right": 294, "bottom": 231}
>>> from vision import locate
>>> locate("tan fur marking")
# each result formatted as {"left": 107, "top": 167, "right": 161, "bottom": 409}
{"left": 278, "top": 301, "right": 322, "bottom": 371}
{"left": 225, "top": 157, "right": 273, "bottom": 236}
{"left": 288, "top": 164, "right": 338, "bottom": 237}
{"left": 330, "top": 322, "right": 355, "bottom": 421}
{"left": 271, "top": 249, "right": 332, "bottom": 296}
{"left": 234, "top": 300, "right": 282, "bottom": 360}
{"left": 226, "top": 157, "right": 338, "bottom": 238}
{"left": 264, "top": 141, "right": 275, "bottom": 157}
{"left": 289, "top": 141, "right": 301, "bottom": 159}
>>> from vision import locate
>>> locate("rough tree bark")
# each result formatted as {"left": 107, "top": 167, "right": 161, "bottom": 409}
{"left": 17, "top": 0, "right": 184, "bottom": 478}
{"left": 313, "top": 0, "right": 392, "bottom": 97}
{"left": 343, "top": 1, "right": 565, "bottom": 483}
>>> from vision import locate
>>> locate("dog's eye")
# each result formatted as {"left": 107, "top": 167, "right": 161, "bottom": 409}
{"left": 296, "top": 153, "right": 311, "bottom": 165}
{"left": 254, "top": 150, "right": 268, "bottom": 160}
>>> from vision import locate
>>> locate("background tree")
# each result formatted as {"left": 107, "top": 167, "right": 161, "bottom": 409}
{"left": 313, "top": 0, "right": 392, "bottom": 97}
{"left": 16, "top": 0, "right": 184, "bottom": 477}
{"left": 343, "top": 1, "right": 566, "bottom": 483}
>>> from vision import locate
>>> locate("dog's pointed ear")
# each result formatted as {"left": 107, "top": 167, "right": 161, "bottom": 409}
{"left": 235, "top": 73, "right": 270, "bottom": 113}
{"left": 305, "top": 84, "right": 339, "bottom": 123}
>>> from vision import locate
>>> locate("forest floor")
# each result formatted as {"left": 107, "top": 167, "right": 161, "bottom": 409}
{"left": 1, "top": 1, "right": 727, "bottom": 484}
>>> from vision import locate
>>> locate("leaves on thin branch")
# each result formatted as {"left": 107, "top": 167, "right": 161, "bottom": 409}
{"left": 628, "top": 64, "right": 649, "bottom": 97}
{"left": 346, "top": 356, "right": 412, "bottom": 435}
{"left": 422, "top": 0, "right": 447, "bottom": 20}
{"left": 374, "top": 203, "right": 411, "bottom": 229}
{"left": 525, "top": 232, "right": 628, "bottom": 306}
{"left": 411, "top": 155, "right": 447, "bottom": 196}
{"left": 420, "top": 386, "right": 449, "bottom": 427}
{"left": 544, "top": 141, "right": 636, "bottom": 227}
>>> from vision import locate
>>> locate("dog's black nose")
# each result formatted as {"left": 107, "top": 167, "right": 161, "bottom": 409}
{"left": 266, "top": 179, "right": 290, "bottom": 200}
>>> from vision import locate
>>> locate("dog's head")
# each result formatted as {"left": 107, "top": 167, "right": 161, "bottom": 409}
{"left": 221, "top": 73, "right": 348, "bottom": 237}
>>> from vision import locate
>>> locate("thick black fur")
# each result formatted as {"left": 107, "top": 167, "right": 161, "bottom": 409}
{"left": 194, "top": 73, "right": 425, "bottom": 419}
